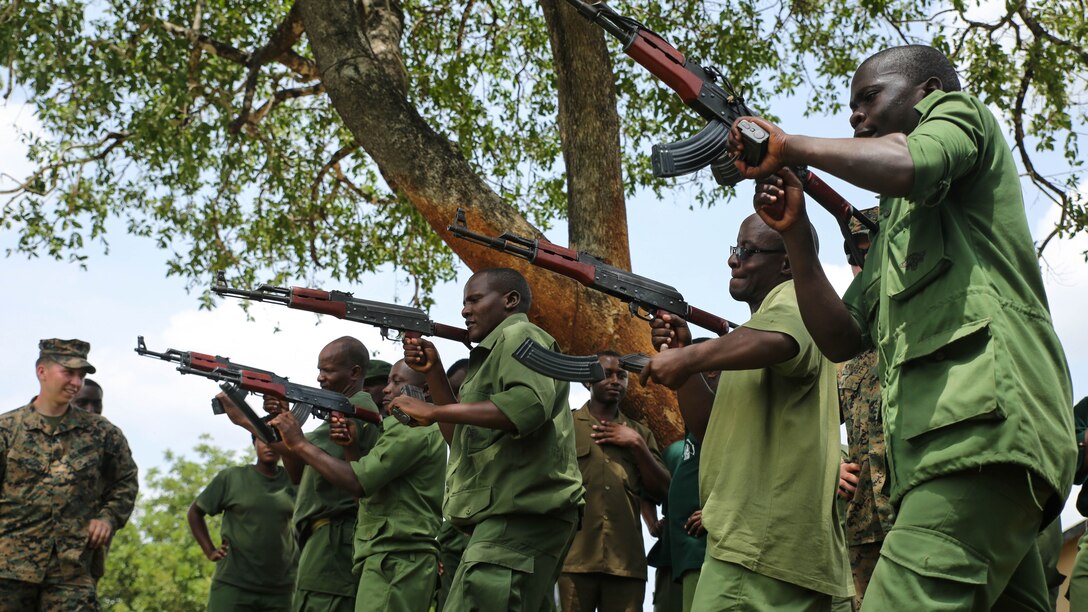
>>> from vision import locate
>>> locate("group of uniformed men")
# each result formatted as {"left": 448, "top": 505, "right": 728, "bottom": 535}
{"left": 2, "top": 43, "right": 1086, "bottom": 612}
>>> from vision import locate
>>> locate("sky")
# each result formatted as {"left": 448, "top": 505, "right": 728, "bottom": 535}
{"left": 2, "top": 66, "right": 1087, "bottom": 607}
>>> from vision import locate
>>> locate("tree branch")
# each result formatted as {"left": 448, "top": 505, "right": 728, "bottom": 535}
{"left": 0, "top": 131, "right": 129, "bottom": 196}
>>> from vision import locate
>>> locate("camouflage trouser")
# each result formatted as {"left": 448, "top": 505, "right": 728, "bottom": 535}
{"left": 847, "top": 541, "right": 882, "bottom": 611}
{"left": 0, "top": 576, "right": 98, "bottom": 612}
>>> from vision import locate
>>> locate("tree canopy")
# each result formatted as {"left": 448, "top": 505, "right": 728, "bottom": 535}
{"left": 5, "top": 0, "right": 1083, "bottom": 292}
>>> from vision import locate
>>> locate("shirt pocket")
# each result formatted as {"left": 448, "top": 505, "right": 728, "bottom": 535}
{"left": 884, "top": 206, "right": 951, "bottom": 301}
{"left": 892, "top": 318, "right": 1004, "bottom": 441}
{"left": 446, "top": 486, "right": 492, "bottom": 523}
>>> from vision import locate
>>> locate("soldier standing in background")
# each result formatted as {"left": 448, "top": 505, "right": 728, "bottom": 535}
{"left": 834, "top": 207, "right": 894, "bottom": 610}
{"left": 0, "top": 339, "right": 138, "bottom": 611}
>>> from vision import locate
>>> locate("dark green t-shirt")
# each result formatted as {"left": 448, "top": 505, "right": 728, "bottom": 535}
{"left": 666, "top": 434, "right": 705, "bottom": 580}
{"left": 196, "top": 465, "right": 297, "bottom": 593}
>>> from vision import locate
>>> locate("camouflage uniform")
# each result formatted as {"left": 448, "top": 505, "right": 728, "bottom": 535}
{"left": 838, "top": 349, "right": 894, "bottom": 611}
{"left": 0, "top": 401, "right": 139, "bottom": 610}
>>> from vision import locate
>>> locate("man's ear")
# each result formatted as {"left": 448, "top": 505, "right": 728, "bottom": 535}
{"left": 922, "top": 76, "right": 943, "bottom": 95}
{"left": 781, "top": 255, "right": 793, "bottom": 279}
{"left": 504, "top": 290, "right": 522, "bottom": 313}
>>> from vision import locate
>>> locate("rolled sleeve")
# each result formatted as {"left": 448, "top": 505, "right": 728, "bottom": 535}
{"left": 352, "top": 421, "right": 413, "bottom": 495}
{"left": 907, "top": 92, "right": 982, "bottom": 205}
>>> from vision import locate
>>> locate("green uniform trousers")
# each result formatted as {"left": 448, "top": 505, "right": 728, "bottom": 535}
{"left": 680, "top": 570, "right": 699, "bottom": 612}
{"left": 293, "top": 520, "right": 357, "bottom": 612}
{"left": 861, "top": 465, "right": 1050, "bottom": 612}
{"left": 691, "top": 555, "right": 833, "bottom": 611}
{"left": 208, "top": 580, "right": 292, "bottom": 612}
{"left": 444, "top": 510, "right": 578, "bottom": 612}
{"left": 355, "top": 551, "right": 438, "bottom": 612}
{"left": 558, "top": 572, "right": 644, "bottom": 612}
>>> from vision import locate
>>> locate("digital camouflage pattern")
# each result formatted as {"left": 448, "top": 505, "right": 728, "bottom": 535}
{"left": 838, "top": 350, "right": 894, "bottom": 546}
{"left": 37, "top": 338, "right": 96, "bottom": 374}
{"left": 0, "top": 402, "right": 138, "bottom": 584}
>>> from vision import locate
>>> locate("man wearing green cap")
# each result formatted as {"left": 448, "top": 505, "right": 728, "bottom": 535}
{"left": 0, "top": 339, "right": 138, "bottom": 610}
{"left": 362, "top": 360, "right": 392, "bottom": 412}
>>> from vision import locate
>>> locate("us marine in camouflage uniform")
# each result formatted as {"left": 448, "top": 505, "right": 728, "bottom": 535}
{"left": 0, "top": 339, "right": 138, "bottom": 611}
{"left": 836, "top": 208, "right": 894, "bottom": 611}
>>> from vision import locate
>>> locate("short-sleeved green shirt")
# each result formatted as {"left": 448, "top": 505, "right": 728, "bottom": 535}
{"left": 446, "top": 313, "right": 585, "bottom": 527}
{"left": 351, "top": 415, "right": 445, "bottom": 566}
{"left": 292, "top": 391, "right": 380, "bottom": 595}
{"left": 700, "top": 280, "right": 849, "bottom": 597}
{"left": 562, "top": 406, "right": 664, "bottom": 579}
{"left": 196, "top": 465, "right": 297, "bottom": 593}
{"left": 842, "top": 90, "right": 1076, "bottom": 520}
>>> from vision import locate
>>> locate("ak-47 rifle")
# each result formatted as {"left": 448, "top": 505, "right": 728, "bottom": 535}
{"left": 211, "top": 382, "right": 313, "bottom": 438}
{"left": 389, "top": 384, "right": 427, "bottom": 427}
{"left": 212, "top": 272, "right": 470, "bottom": 346}
{"left": 562, "top": 0, "right": 877, "bottom": 263}
{"left": 512, "top": 338, "right": 649, "bottom": 383}
{"left": 135, "top": 336, "right": 381, "bottom": 443}
{"left": 448, "top": 208, "right": 737, "bottom": 335}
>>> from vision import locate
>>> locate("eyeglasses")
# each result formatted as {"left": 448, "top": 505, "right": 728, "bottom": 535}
{"left": 730, "top": 245, "right": 786, "bottom": 261}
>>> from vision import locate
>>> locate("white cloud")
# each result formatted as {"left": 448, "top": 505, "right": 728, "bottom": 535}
{"left": 0, "top": 102, "right": 43, "bottom": 192}
{"left": 1033, "top": 200, "right": 1088, "bottom": 392}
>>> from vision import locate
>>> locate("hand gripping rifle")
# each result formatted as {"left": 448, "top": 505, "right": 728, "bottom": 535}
{"left": 512, "top": 338, "right": 649, "bottom": 383}
{"left": 562, "top": 0, "right": 877, "bottom": 263}
{"left": 448, "top": 209, "right": 737, "bottom": 335}
{"left": 135, "top": 336, "right": 381, "bottom": 443}
{"left": 213, "top": 272, "right": 470, "bottom": 346}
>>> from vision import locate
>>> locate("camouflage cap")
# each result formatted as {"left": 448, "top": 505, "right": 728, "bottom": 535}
{"left": 39, "top": 338, "right": 97, "bottom": 373}
{"left": 848, "top": 205, "right": 880, "bottom": 236}
{"left": 364, "top": 359, "right": 391, "bottom": 385}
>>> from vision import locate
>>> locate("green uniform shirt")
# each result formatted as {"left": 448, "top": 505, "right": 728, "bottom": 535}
{"left": 1072, "top": 398, "right": 1088, "bottom": 515}
{"left": 196, "top": 465, "right": 298, "bottom": 593}
{"left": 842, "top": 90, "right": 1076, "bottom": 520}
{"left": 0, "top": 402, "right": 138, "bottom": 583}
{"left": 838, "top": 350, "right": 894, "bottom": 546}
{"left": 665, "top": 434, "right": 705, "bottom": 580}
{"left": 351, "top": 415, "right": 445, "bottom": 565}
{"left": 446, "top": 313, "right": 585, "bottom": 527}
{"left": 292, "top": 391, "right": 380, "bottom": 596}
{"left": 562, "top": 405, "right": 664, "bottom": 579}
{"left": 700, "top": 281, "right": 849, "bottom": 597}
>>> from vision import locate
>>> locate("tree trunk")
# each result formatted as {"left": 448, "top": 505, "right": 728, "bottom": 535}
{"left": 299, "top": 0, "right": 684, "bottom": 445}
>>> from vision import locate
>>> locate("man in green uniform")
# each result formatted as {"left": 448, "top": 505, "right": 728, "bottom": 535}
{"left": 834, "top": 207, "right": 894, "bottom": 611}
{"left": 272, "top": 337, "right": 381, "bottom": 612}
{"left": 188, "top": 435, "right": 298, "bottom": 611}
{"left": 361, "top": 360, "right": 391, "bottom": 412}
{"left": 392, "top": 267, "right": 585, "bottom": 612}
{"left": 434, "top": 358, "right": 471, "bottom": 611}
{"left": 0, "top": 339, "right": 138, "bottom": 611}
{"left": 640, "top": 217, "right": 850, "bottom": 609}
{"left": 735, "top": 44, "right": 1076, "bottom": 609}
{"left": 270, "top": 358, "right": 446, "bottom": 612}
{"left": 559, "top": 352, "right": 670, "bottom": 611}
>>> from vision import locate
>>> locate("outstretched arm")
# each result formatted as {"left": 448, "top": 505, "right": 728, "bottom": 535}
{"left": 268, "top": 412, "right": 363, "bottom": 496}
{"left": 729, "top": 117, "right": 915, "bottom": 197}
